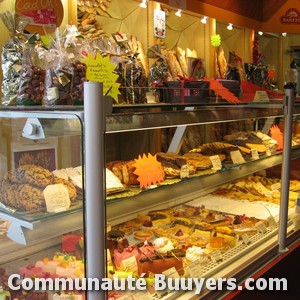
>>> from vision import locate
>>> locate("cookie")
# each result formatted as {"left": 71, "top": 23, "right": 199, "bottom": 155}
{"left": 16, "top": 165, "right": 54, "bottom": 188}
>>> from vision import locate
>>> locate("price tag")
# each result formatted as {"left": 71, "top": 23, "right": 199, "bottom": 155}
{"left": 180, "top": 164, "right": 190, "bottom": 179}
{"left": 230, "top": 150, "right": 245, "bottom": 165}
{"left": 267, "top": 215, "right": 277, "bottom": 229}
{"left": 120, "top": 256, "right": 138, "bottom": 273}
{"left": 271, "top": 183, "right": 281, "bottom": 190}
{"left": 44, "top": 184, "right": 70, "bottom": 213}
{"left": 132, "top": 290, "right": 152, "bottom": 300}
{"left": 291, "top": 213, "right": 300, "bottom": 231}
{"left": 210, "top": 250, "right": 223, "bottom": 263}
{"left": 210, "top": 155, "right": 222, "bottom": 170}
{"left": 187, "top": 259, "right": 203, "bottom": 278}
{"left": 265, "top": 146, "right": 272, "bottom": 156}
{"left": 254, "top": 91, "right": 269, "bottom": 102}
{"left": 241, "top": 233, "right": 251, "bottom": 245}
{"left": 251, "top": 149, "right": 259, "bottom": 160}
{"left": 255, "top": 221, "right": 268, "bottom": 234}
{"left": 162, "top": 267, "right": 180, "bottom": 278}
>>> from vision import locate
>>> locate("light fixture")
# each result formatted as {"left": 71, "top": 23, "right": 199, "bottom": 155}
{"left": 201, "top": 16, "right": 207, "bottom": 24}
{"left": 175, "top": 9, "right": 182, "bottom": 17}
{"left": 258, "top": 31, "right": 263, "bottom": 35}
{"left": 139, "top": 0, "right": 147, "bottom": 8}
{"left": 282, "top": 32, "right": 287, "bottom": 37}
{"left": 227, "top": 23, "right": 233, "bottom": 30}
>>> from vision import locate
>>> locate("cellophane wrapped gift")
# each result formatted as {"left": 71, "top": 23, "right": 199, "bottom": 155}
{"left": 17, "top": 34, "right": 47, "bottom": 106}
{"left": 44, "top": 26, "right": 85, "bottom": 106}
{"left": 0, "top": 12, "right": 29, "bottom": 105}
{"left": 117, "top": 56, "right": 147, "bottom": 104}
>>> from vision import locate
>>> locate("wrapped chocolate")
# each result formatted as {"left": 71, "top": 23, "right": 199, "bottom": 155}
{"left": 72, "top": 60, "right": 87, "bottom": 105}
{"left": 44, "top": 56, "right": 74, "bottom": 106}
{"left": 17, "top": 35, "right": 46, "bottom": 106}
{"left": 117, "top": 56, "right": 147, "bottom": 104}
{"left": 0, "top": 12, "right": 29, "bottom": 105}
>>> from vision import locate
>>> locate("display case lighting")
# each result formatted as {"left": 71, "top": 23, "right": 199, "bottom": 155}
{"left": 282, "top": 32, "right": 287, "bottom": 37}
{"left": 227, "top": 23, "right": 233, "bottom": 30}
{"left": 201, "top": 16, "right": 207, "bottom": 24}
{"left": 140, "top": 0, "right": 147, "bottom": 8}
{"left": 175, "top": 9, "right": 182, "bottom": 17}
{"left": 258, "top": 31, "right": 263, "bottom": 35}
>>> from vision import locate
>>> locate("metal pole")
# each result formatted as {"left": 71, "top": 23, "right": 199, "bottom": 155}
{"left": 278, "top": 84, "right": 295, "bottom": 253}
{"left": 84, "top": 82, "right": 106, "bottom": 299}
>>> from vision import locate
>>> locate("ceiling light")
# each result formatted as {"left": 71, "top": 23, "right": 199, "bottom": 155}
{"left": 175, "top": 9, "right": 182, "bottom": 17}
{"left": 139, "top": 0, "right": 147, "bottom": 8}
{"left": 227, "top": 23, "right": 233, "bottom": 30}
{"left": 258, "top": 31, "right": 263, "bottom": 35}
{"left": 201, "top": 16, "right": 207, "bottom": 24}
{"left": 282, "top": 32, "right": 287, "bottom": 37}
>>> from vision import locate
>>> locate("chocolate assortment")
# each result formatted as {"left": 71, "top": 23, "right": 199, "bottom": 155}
{"left": 0, "top": 12, "right": 29, "bottom": 105}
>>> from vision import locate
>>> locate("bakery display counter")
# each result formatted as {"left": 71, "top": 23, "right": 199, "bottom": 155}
{"left": 0, "top": 100, "right": 300, "bottom": 300}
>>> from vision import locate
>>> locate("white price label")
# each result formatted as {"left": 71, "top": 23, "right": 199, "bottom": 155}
{"left": 251, "top": 149, "right": 259, "bottom": 160}
{"left": 187, "top": 259, "right": 203, "bottom": 278}
{"left": 241, "top": 233, "right": 251, "bottom": 245}
{"left": 266, "top": 146, "right": 272, "bottom": 156}
{"left": 255, "top": 221, "right": 268, "bottom": 234}
{"left": 254, "top": 90, "right": 269, "bottom": 102}
{"left": 230, "top": 150, "right": 245, "bottom": 165}
{"left": 132, "top": 290, "right": 152, "bottom": 300}
{"left": 291, "top": 214, "right": 300, "bottom": 231}
{"left": 120, "top": 256, "right": 138, "bottom": 273}
{"left": 210, "top": 250, "right": 223, "bottom": 263}
{"left": 162, "top": 267, "right": 180, "bottom": 278}
{"left": 210, "top": 155, "right": 222, "bottom": 170}
{"left": 267, "top": 215, "right": 277, "bottom": 229}
{"left": 180, "top": 164, "right": 190, "bottom": 179}
{"left": 44, "top": 184, "right": 70, "bottom": 213}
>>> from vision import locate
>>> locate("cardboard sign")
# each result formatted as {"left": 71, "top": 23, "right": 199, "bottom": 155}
{"left": 44, "top": 184, "right": 71, "bottom": 213}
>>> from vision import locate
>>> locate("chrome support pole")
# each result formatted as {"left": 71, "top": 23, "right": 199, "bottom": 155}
{"left": 278, "top": 85, "right": 295, "bottom": 253}
{"left": 84, "top": 82, "right": 106, "bottom": 299}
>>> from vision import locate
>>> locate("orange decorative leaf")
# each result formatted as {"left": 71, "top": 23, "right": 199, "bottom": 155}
{"left": 133, "top": 153, "right": 165, "bottom": 189}
{"left": 204, "top": 78, "right": 241, "bottom": 104}
{"left": 270, "top": 125, "right": 283, "bottom": 150}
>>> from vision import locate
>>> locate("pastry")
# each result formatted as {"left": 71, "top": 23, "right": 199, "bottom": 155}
{"left": 153, "top": 237, "right": 174, "bottom": 254}
{"left": 172, "top": 229, "right": 189, "bottom": 244}
{"left": 185, "top": 246, "right": 210, "bottom": 264}
{"left": 16, "top": 165, "right": 54, "bottom": 188}
{"left": 148, "top": 211, "right": 172, "bottom": 226}
{"left": 206, "top": 236, "right": 230, "bottom": 252}
{"left": 134, "top": 230, "right": 153, "bottom": 240}
{"left": 3, "top": 183, "right": 45, "bottom": 211}
{"left": 35, "top": 258, "right": 59, "bottom": 274}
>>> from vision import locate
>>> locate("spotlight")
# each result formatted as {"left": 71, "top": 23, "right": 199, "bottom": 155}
{"left": 227, "top": 23, "right": 233, "bottom": 30}
{"left": 139, "top": 0, "right": 147, "bottom": 8}
{"left": 258, "top": 31, "right": 263, "bottom": 35}
{"left": 175, "top": 9, "right": 182, "bottom": 17}
{"left": 201, "top": 16, "right": 207, "bottom": 24}
{"left": 282, "top": 32, "right": 287, "bottom": 37}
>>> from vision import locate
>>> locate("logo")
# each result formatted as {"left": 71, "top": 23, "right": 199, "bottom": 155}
{"left": 281, "top": 8, "right": 300, "bottom": 24}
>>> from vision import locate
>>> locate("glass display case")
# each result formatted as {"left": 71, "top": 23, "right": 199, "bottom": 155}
{"left": 0, "top": 99, "right": 300, "bottom": 299}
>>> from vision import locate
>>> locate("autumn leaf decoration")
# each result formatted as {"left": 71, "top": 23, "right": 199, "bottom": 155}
{"left": 270, "top": 125, "right": 283, "bottom": 150}
{"left": 204, "top": 78, "right": 241, "bottom": 104}
{"left": 133, "top": 153, "right": 165, "bottom": 189}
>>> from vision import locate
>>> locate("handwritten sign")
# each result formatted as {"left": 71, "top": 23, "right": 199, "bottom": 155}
{"left": 81, "top": 53, "right": 121, "bottom": 102}
{"left": 254, "top": 91, "right": 269, "bottom": 102}
{"left": 44, "top": 184, "right": 71, "bottom": 213}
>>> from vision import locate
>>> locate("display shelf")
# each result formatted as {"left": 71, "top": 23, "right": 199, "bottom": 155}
{"left": 106, "top": 147, "right": 300, "bottom": 225}
{"left": 0, "top": 208, "right": 83, "bottom": 245}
